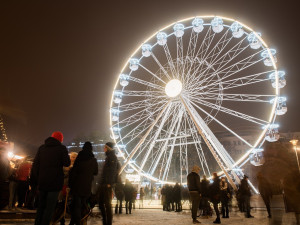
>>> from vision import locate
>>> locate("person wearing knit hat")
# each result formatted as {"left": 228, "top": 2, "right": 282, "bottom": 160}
{"left": 98, "top": 141, "right": 120, "bottom": 225}
{"left": 51, "top": 131, "right": 64, "bottom": 143}
{"left": 30, "top": 132, "right": 70, "bottom": 225}
{"left": 187, "top": 165, "right": 202, "bottom": 224}
{"left": 104, "top": 142, "right": 115, "bottom": 152}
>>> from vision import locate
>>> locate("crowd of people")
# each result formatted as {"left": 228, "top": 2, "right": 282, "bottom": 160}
{"left": 187, "top": 165, "right": 254, "bottom": 224}
{"left": 1, "top": 131, "right": 300, "bottom": 225}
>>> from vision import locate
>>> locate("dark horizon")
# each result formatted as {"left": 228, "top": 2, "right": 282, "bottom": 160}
{"left": 1, "top": 0, "right": 299, "bottom": 155}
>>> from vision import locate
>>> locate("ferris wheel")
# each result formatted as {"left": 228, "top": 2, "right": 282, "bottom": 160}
{"left": 110, "top": 15, "right": 286, "bottom": 190}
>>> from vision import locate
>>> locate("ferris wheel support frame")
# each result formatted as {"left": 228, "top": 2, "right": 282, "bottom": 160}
{"left": 180, "top": 95, "right": 239, "bottom": 190}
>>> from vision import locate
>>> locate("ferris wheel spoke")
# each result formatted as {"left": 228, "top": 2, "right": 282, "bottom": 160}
{"left": 201, "top": 70, "right": 274, "bottom": 93}
{"left": 184, "top": 29, "right": 199, "bottom": 65}
{"left": 184, "top": 111, "right": 210, "bottom": 176}
{"left": 162, "top": 44, "right": 177, "bottom": 78}
{"left": 194, "top": 36, "right": 248, "bottom": 85}
{"left": 182, "top": 30, "right": 199, "bottom": 82}
{"left": 122, "top": 90, "right": 165, "bottom": 98}
{"left": 194, "top": 27, "right": 215, "bottom": 63}
{"left": 117, "top": 119, "right": 150, "bottom": 148}
{"left": 187, "top": 27, "right": 216, "bottom": 83}
{"left": 132, "top": 135, "right": 156, "bottom": 162}
{"left": 190, "top": 97, "right": 268, "bottom": 126}
{"left": 119, "top": 101, "right": 167, "bottom": 115}
{"left": 117, "top": 103, "right": 168, "bottom": 143}
{"left": 187, "top": 37, "right": 250, "bottom": 88}
{"left": 138, "top": 64, "right": 167, "bottom": 85}
{"left": 195, "top": 50, "right": 264, "bottom": 90}
{"left": 176, "top": 36, "right": 184, "bottom": 81}
{"left": 197, "top": 29, "right": 232, "bottom": 78}
{"left": 118, "top": 98, "right": 167, "bottom": 112}
{"left": 119, "top": 101, "right": 171, "bottom": 173}
{"left": 184, "top": 27, "right": 214, "bottom": 84}
{"left": 116, "top": 101, "right": 166, "bottom": 126}
{"left": 191, "top": 92, "right": 275, "bottom": 103}
{"left": 161, "top": 108, "right": 184, "bottom": 181}
{"left": 138, "top": 103, "right": 173, "bottom": 173}
{"left": 151, "top": 53, "right": 172, "bottom": 80}
{"left": 149, "top": 106, "right": 182, "bottom": 176}
{"left": 186, "top": 97, "right": 254, "bottom": 148}
{"left": 129, "top": 75, "right": 165, "bottom": 91}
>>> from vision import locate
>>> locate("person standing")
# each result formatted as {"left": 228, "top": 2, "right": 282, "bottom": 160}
{"left": 69, "top": 142, "right": 98, "bottom": 225}
{"left": 0, "top": 147, "right": 11, "bottom": 209}
{"left": 240, "top": 175, "right": 254, "bottom": 218}
{"left": 8, "top": 160, "right": 20, "bottom": 210}
{"left": 161, "top": 185, "right": 167, "bottom": 211}
{"left": 98, "top": 142, "right": 119, "bottom": 225}
{"left": 257, "top": 171, "right": 272, "bottom": 218}
{"left": 173, "top": 183, "right": 182, "bottom": 212}
{"left": 30, "top": 131, "right": 70, "bottom": 225}
{"left": 15, "top": 157, "right": 32, "bottom": 208}
{"left": 187, "top": 165, "right": 201, "bottom": 224}
{"left": 210, "top": 172, "right": 221, "bottom": 224}
{"left": 200, "top": 175, "right": 210, "bottom": 218}
{"left": 220, "top": 177, "right": 231, "bottom": 219}
{"left": 139, "top": 187, "right": 144, "bottom": 209}
{"left": 123, "top": 179, "right": 134, "bottom": 214}
{"left": 114, "top": 180, "right": 124, "bottom": 214}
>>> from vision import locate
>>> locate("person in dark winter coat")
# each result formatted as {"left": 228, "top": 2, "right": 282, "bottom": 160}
{"left": 220, "top": 177, "right": 231, "bottom": 219}
{"left": 98, "top": 142, "right": 120, "bottom": 225}
{"left": 173, "top": 183, "right": 182, "bottom": 212}
{"left": 165, "top": 185, "right": 173, "bottom": 211}
{"left": 240, "top": 175, "right": 253, "bottom": 218}
{"left": 210, "top": 172, "right": 221, "bottom": 224}
{"left": 114, "top": 180, "right": 124, "bottom": 214}
{"left": 0, "top": 147, "right": 11, "bottom": 210}
{"left": 283, "top": 168, "right": 300, "bottom": 224}
{"left": 69, "top": 142, "right": 98, "bottom": 225}
{"left": 8, "top": 160, "right": 20, "bottom": 210}
{"left": 123, "top": 179, "right": 134, "bottom": 214}
{"left": 30, "top": 131, "right": 70, "bottom": 225}
{"left": 200, "top": 175, "right": 210, "bottom": 217}
{"left": 139, "top": 187, "right": 145, "bottom": 209}
{"left": 161, "top": 185, "right": 167, "bottom": 211}
{"left": 257, "top": 171, "right": 272, "bottom": 218}
{"left": 187, "top": 165, "right": 201, "bottom": 224}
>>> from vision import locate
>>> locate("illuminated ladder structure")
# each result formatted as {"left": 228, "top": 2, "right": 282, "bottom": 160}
{"left": 0, "top": 114, "right": 8, "bottom": 142}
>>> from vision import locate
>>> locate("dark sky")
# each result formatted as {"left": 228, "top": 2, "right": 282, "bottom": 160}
{"left": 0, "top": 0, "right": 299, "bottom": 154}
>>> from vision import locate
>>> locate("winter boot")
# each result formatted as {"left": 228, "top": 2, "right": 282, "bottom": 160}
{"left": 213, "top": 217, "right": 221, "bottom": 224}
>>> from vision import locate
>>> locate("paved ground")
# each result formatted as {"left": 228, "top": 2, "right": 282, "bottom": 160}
{"left": 0, "top": 196, "right": 299, "bottom": 224}
{"left": 0, "top": 208, "right": 299, "bottom": 225}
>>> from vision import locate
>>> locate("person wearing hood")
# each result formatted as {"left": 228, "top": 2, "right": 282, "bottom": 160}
{"left": 69, "top": 142, "right": 98, "bottom": 225}
{"left": 98, "top": 142, "right": 120, "bottom": 225}
{"left": 187, "top": 165, "right": 201, "bottom": 224}
{"left": 30, "top": 131, "right": 70, "bottom": 225}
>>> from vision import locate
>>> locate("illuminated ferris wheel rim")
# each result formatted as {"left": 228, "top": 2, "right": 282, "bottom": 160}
{"left": 109, "top": 15, "right": 282, "bottom": 185}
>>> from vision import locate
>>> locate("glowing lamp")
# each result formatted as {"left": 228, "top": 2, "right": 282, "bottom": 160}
{"left": 165, "top": 79, "right": 182, "bottom": 97}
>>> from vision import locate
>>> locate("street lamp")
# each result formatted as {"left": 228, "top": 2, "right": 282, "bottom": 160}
{"left": 290, "top": 139, "right": 300, "bottom": 174}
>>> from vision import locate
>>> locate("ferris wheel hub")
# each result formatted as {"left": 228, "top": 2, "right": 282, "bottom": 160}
{"left": 165, "top": 79, "right": 182, "bottom": 97}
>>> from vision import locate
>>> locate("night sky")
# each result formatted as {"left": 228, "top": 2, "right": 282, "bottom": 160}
{"left": 0, "top": 0, "right": 299, "bottom": 155}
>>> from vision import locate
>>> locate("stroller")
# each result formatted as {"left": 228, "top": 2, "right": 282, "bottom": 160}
{"left": 51, "top": 189, "right": 92, "bottom": 225}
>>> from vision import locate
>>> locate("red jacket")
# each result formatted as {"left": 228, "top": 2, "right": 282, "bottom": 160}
{"left": 16, "top": 162, "right": 32, "bottom": 181}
